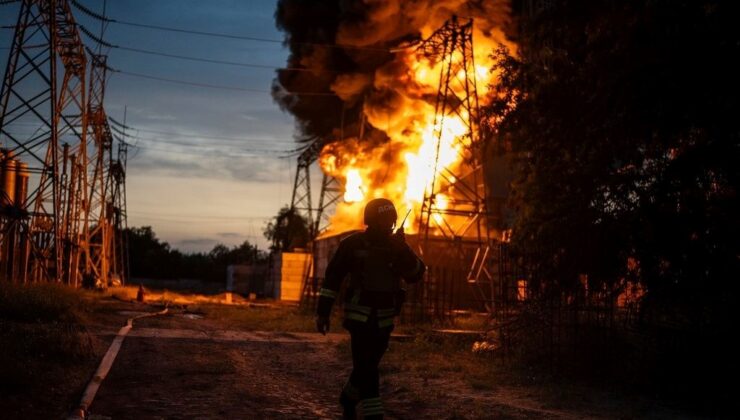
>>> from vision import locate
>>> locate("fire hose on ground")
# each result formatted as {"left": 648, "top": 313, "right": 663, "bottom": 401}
{"left": 67, "top": 305, "right": 169, "bottom": 420}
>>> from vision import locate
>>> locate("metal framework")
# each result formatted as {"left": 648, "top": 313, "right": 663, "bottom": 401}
{"left": 417, "top": 16, "right": 495, "bottom": 311}
{"left": 290, "top": 138, "right": 343, "bottom": 305}
{"left": 0, "top": 0, "right": 89, "bottom": 283}
{"left": 289, "top": 139, "right": 342, "bottom": 238}
{"left": 86, "top": 51, "right": 113, "bottom": 286}
{"left": 290, "top": 141, "right": 318, "bottom": 237}
{"left": 109, "top": 139, "right": 128, "bottom": 284}
{"left": 0, "top": 0, "right": 125, "bottom": 286}
{"left": 314, "top": 171, "right": 341, "bottom": 235}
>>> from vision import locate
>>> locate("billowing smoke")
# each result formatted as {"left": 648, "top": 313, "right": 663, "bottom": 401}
{"left": 273, "top": 0, "right": 516, "bottom": 233}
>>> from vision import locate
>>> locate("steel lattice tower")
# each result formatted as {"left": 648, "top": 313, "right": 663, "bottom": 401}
{"left": 86, "top": 50, "right": 114, "bottom": 287}
{"left": 417, "top": 16, "right": 495, "bottom": 311}
{"left": 290, "top": 141, "right": 318, "bottom": 238}
{"left": 290, "top": 139, "right": 342, "bottom": 238}
{"left": 290, "top": 138, "right": 343, "bottom": 304}
{"left": 110, "top": 139, "right": 128, "bottom": 284}
{"left": 0, "top": 0, "right": 90, "bottom": 284}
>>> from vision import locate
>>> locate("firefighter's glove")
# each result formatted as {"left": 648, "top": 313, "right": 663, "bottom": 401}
{"left": 316, "top": 315, "right": 330, "bottom": 335}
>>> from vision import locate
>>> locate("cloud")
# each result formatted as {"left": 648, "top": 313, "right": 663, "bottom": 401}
{"left": 217, "top": 232, "right": 242, "bottom": 238}
{"left": 174, "top": 237, "right": 219, "bottom": 253}
{"left": 126, "top": 146, "right": 287, "bottom": 183}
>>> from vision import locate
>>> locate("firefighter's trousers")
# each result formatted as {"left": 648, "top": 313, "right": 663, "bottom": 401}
{"left": 343, "top": 316, "right": 392, "bottom": 418}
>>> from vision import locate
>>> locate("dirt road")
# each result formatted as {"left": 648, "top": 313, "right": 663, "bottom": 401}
{"left": 85, "top": 302, "right": 694, "bottom": 419}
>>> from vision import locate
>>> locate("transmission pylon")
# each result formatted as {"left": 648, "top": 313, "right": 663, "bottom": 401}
{"left": 314, "top": 172, "right": 342, "bottom": 235}
{"left": 85, "top": 50, "right": 114, "bottom": 287}
{"left": 417, "top": 16, "right": 495, "bottom": 312}
{"left": 290, "top": 141, "right": 318, "bottom": 237}
{"left": 289, "top": 139, "right": 343, "bottom": 239}
{"left": 0, "top": 0, "right": 89, "bottom": 284}
{"left": 109, "top": 138, "right": 128, "bottom": 285}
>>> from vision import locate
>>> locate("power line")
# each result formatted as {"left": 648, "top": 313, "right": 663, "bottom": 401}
{"left": 110, "top": 68, "right": 267, "bottom": 93}
{"left": 70, "top": 0, "right": 391, "bottom": 53}
{"left": 135, "top": 128, "right": 294, "bottom": 144}
{"left": 106, "top": 118, "right": 307, "bottom": 156}
{"left": 108, "top": 116, "right": 131, "bottom": 130}
{"left": 108, "top": 67, "right": 338, "bottom": 96}
{"left": 116, "top": 45, "right": 320, "bottom": 72}
{"left": 110, "top": 119, "right": 299, "bottom": 147}
{"left": 132, "top": 142, "right": 302, "bottom": 158}
{"left": 134, "top": 136, "right": 298, "bottom": 153}
{"left": 128, "top": 210, "right": 271, "bottom": 221}
{"left": 127, "top": 133, "right": 296, "bottom": 148}
{"left": 127, "top": 214, "right": 266, "bottom": 225}
{"left": 2, "top": 119, "right": 296, "bottom": 149}
{"left": 77, "top": 24, "right": 327, "bottom": 74}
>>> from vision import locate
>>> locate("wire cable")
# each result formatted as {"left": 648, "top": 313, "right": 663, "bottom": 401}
{"left": 131, "top": 143, "right": 298, "bottom": 158}
{"left": 77, "top": 23, "right": 324, "bottom": 74}
{"left": 106, "top": 118, "right": 299, "bottom": 148}
{"left": 128, "top": 210, "right": 271, "bottom": 221}
{"left": 133, "top": 136, "right": 297, "bottom": 152}
{"left": 115, "top": 44, "right": 319, "bottom": 72}
{"left": 70, "top": 0, "right": 391, "bottom": 53}
{"left": 124, "top": 129, "right": 296, "bottom": 145}
{"left": 108, "top": 66, "right": 338, "bottom": 96}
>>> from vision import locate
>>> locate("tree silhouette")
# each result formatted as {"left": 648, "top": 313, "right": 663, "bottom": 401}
{"left": 263, "top": 206, "right": 310, "bottom": 252}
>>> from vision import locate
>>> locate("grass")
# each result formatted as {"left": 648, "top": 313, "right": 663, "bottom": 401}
{"left": 382, "top": 331, "right": 502, "bottom": 385}
{"left": 0, "top": 281, "right": 103, "bottom": 418}
{"left": 188, "top": 302, "right": 346, "bottom": 333}
{"left": 0, "top": 280, "right": 90, "bottom": 323}
{"left": 106, "top": 285, "right": 347, "bottom": 333}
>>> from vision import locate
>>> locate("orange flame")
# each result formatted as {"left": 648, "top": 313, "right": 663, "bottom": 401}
{"left": 321, "top": 17, "right": 517, "bottom": 236}
{"left": 343, "top": 169, "right": 365, "bottom": 203}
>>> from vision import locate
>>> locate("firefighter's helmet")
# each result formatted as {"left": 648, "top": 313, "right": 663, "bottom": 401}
{"left": 363, "top": 198, "right": 397, "bottom": 227}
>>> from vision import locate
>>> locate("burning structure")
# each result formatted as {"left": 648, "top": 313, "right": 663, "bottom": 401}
{"left": 275, "top": 1, "right": 519, "bottom": 315}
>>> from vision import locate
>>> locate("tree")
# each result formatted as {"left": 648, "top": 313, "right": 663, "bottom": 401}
{"left": 263, "top": 206, "right": 310, "bottom": 252}
{"left": 126, "top": 227, "right": 267, "bottom": 282}
{"left": 126, "top": 226, "right": 173, "bottom": 279}
{"left": 487, "top": 0, "right": 739, "bottom": 297}
{"left": 485, "top": 0, "right": 739, "bottom": 403}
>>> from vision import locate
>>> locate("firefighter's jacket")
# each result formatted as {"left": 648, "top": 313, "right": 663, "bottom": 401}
{"left": 317, "top": 229, "right": 425, "bottom": 329}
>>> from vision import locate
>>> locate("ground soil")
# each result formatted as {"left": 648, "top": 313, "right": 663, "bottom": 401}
{"left": 80, "top": 297, "right": 703, "bottom": 420}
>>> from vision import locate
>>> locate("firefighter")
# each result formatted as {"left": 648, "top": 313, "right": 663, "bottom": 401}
{"left": 316, "top": 198, "right": 425, "bottom": 419}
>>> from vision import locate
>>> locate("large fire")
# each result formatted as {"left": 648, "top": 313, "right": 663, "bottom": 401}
{"left": 319, "top": 17, "right": 515, "bottom": 236}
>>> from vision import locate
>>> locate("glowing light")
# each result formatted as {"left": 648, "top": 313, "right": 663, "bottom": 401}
{"left": 432, "top": 193, "right": 449, "bottom": 225}
{"left": 343, "top": 169, "right": 364, "bottom": 203}
{"left": 318, "top": 17, "right": 514, "bottom": 235}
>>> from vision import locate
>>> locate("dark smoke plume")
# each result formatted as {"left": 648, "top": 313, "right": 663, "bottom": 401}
{"left": 272, "top": 0, "right": 514, "bottom": 146}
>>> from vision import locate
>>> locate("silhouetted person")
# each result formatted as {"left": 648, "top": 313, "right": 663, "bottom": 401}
{"left": 316, "top": 198, "right": 425, "bottom": 419}
{"left": 136, "top": 284, "right": 145, "bottom": 302}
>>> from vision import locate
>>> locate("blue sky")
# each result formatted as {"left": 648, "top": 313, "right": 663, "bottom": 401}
{"left": 0, "top": 0, "right": 299, "bottom": 252}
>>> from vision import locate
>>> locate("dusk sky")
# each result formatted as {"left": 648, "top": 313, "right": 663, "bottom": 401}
{"left": 1, "top": 0, "right": 301, "bottom": 253}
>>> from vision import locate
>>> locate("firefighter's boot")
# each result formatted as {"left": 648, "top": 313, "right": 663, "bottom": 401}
{"left": 340, "top": 381, "right": 359, "bottom": 419}
{"left": 340, "top": 392, "right": 357, "bottom": 419}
